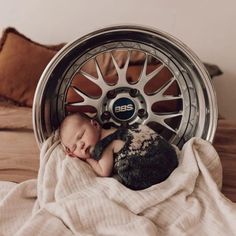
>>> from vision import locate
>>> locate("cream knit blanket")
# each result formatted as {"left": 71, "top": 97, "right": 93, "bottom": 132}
{"left": 1, "top": 134, "right": 236, "bottom": 235}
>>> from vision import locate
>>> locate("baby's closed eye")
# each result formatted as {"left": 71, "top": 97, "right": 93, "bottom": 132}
{"left": 76, "top": 131, "right": 84, "bottom": 141}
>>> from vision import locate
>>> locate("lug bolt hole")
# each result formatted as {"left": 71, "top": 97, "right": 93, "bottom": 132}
{"left": 138, "top": 109, "right": 147, "bottom": 118}
{"left": 129, "top": 89, "right": 139, "bottom": 97}
{"left": 107, "top": 90, "right": 117, "bottom": 99}
{"left": 101, "top": 111, "right": 111, "bottom": 121}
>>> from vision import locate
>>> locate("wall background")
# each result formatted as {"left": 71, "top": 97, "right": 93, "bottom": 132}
{"left": 0, "top": 0, "right": 235, "bottom": 119}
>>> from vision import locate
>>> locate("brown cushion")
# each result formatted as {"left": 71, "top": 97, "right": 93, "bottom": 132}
{"left": 203, "top": 62, "right": 223, "bottom": 78}
{"left": 0, "top": 27, "right": 65, "bottom": 107}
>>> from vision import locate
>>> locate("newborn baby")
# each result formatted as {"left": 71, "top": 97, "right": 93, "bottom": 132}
{"left": 59, "top": 112, "right": 178, "bottom": 190}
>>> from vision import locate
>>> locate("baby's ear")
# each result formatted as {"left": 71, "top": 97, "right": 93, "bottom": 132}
{"left": 91, "top": 119, "right": 100, "bottom": 128}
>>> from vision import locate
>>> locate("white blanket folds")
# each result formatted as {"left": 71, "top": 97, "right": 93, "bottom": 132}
{"left": 1, "top": 134, "right": 236, "bottom": 236}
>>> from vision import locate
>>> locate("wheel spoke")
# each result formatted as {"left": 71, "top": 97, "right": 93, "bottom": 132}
{"left": 156, "top": 111, "right": 183, "bottom": 120}
{"left": 80, "top": 59, "right": 111, "bottom": 89}
{"left": 149, "top": 93, "right": 183, "bottom": 104}
{"left": 147, "top": 76, "right": 181, "bottom": 103}
{"left": 66, "top": 86, "right": 102, "bottom": 107}
{"left": 157, "top": 76, "right": 176, "bottom": 95}
{"left": 158, "top": 95, "right": 182, "bottom": 101}
{"left": 146, "top": 111, "right": 183, "bottom": 133}
{"left": 145, "top": 64, "right": 165, "bottom": 81}
{"left": 133, "top": 56, "right": 165, "bottom": 89}
{"left": 111, "top": 51, "right": 131, "bottom": 87}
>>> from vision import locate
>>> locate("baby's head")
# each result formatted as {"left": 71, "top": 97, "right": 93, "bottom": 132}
{"left": 59, "top": 113, "right": 101, "bottom": 158}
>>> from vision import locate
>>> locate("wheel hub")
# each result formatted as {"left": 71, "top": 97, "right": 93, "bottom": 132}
{"left": 101, "top": 87, "right": 147, "bottom": 125}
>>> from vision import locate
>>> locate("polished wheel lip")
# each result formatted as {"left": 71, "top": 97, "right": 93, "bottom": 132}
{"left": 33, "top": 25, "right": 218, "bottom": 148}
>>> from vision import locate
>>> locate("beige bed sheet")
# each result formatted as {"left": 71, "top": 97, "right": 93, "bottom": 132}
{"left": 0, "top": 102, "right": 235, "bottom": 202}
{"left": 0, "top": 103, "right": 39, "bottom": 182}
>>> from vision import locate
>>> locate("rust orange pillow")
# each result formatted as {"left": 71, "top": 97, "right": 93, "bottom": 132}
{"left": 0, "top": 27, "right": 65, "bottom": 107}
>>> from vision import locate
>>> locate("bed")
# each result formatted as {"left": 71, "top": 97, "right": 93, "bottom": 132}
{"left": 1, "top": 102, "right": 236, "bottom": 199}
{"left": 0, "top": 27, "right": 236, "bottom": 235}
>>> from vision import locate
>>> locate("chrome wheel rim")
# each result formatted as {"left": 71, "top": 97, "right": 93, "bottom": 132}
{"left": 33, "top": 25, "right": 218, "bottom": 148}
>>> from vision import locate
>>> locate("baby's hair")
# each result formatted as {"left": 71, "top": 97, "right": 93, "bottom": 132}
{"left": 59, "top": 112, "right": 97, "bottom": 138}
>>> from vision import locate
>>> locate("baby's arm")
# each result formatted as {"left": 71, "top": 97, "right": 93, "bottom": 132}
{"left": 86, "top": 146, "right": 114, "bottom": 177}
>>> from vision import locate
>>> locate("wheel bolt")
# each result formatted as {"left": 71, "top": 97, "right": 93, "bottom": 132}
{"left": 129, "top": 89, "right": 139, "bottom": 97}
{"left": 101, "top": 111, "right": 111, "bottom": 121}
{"left": 138, "top": 109, "right": 146, "bottom": 118}
{"left": 107, "top": 90, "right": 117, "bottom": 99}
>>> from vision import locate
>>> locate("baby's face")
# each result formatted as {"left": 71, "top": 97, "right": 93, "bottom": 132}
{"left": 61, "top": 116, "right": 101, "bottom": 159}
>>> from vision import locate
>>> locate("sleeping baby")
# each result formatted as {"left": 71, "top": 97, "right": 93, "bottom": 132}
{"left": 59, "top": 112, "right": 178, "bottom": 190}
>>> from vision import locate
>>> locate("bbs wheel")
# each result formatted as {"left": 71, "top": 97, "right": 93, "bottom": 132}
{"left": 33, "top": 25, "right": 218, "bottom": 148}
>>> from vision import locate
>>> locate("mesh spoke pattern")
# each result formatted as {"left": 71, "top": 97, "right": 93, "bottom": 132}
{"left": 33, "top": 26, "right": 217, "bottom": 148}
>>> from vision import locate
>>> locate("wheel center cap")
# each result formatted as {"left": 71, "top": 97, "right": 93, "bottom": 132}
{"left": 112, "top": 97, "right": 135, "bottom": 121}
